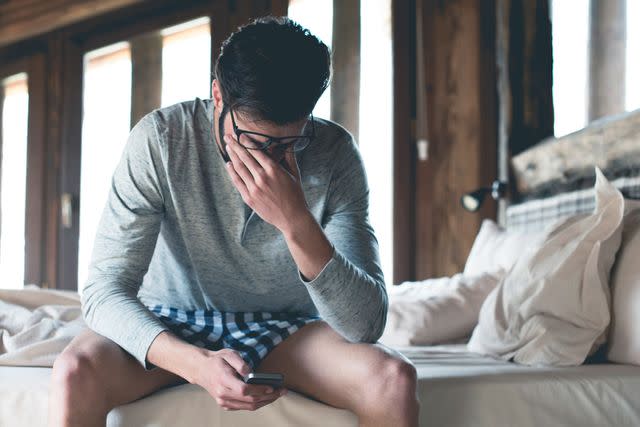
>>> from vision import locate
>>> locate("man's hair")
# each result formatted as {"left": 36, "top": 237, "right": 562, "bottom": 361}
{"left": 214, "top": 16, "right": 331, "bottom": 125}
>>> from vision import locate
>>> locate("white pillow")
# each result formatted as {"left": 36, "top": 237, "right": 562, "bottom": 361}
{"left": 379, "top": 272, "right": 503, "bottom": 347}
{"left": 606, "top": 199, "right": 640, "bottom": 364}
{"left": 467, "top": 167, "right": 625, "bottom": 366}
{"left": 464, "top": 219, "right": 543, "bottom": 277}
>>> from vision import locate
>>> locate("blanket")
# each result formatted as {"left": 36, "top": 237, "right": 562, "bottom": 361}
{"left": 0, "top": 284, "right": 86, "bottom": 367}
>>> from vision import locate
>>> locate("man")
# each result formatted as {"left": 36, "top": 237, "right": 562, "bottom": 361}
{"left": 49, "top": 16, "right": 419, "bottom": 427}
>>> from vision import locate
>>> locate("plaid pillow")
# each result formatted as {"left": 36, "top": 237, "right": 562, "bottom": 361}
{"left": 506, "top": 175, "right": 640, "bottom": 233}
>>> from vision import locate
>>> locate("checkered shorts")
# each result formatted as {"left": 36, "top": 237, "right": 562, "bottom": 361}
{"left": 147, "top": 305, "right": 321, "bottom": 370}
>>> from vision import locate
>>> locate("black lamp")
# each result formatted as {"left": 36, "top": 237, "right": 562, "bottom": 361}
{"left": 460, "top": 180, "right": 507, "bottom": 212}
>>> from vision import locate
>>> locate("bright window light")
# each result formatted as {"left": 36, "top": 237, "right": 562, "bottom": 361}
{"left": 552, "top": 0, "right": 590, "bottom": 137}
{"left": 0, "top": 73, "right": 29, "bottom": 289}
{"left": 79, "top": 43, "right": 132, "bottom": 295}
{"left": 288, "top": 0, "right": 333, "bottom": 120}
{"left": 359, "top": 0, "right": 394, "bottom": 285}
{"left": 161, "top": 17, "right": 211, "bottom": 107}
{"left": 289, "top": 0, "right": 394, "bottom": 284}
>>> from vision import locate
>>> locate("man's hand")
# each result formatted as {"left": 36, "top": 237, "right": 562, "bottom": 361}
{"left": 191, "top": 348, "right": 287, "bottom": 411}
{"left": 224, "top": 134, "right": 310, "bottom": 234}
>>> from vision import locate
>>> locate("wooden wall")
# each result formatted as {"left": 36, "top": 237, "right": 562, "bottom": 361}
{"left": 393, "top": 0, "right": 555, "bottom": 281}
{"left": 392, "top": 0, "right": 417, "bottom": 284}
{"left": 393, "top": 0, "right": 498, "bottom": 281}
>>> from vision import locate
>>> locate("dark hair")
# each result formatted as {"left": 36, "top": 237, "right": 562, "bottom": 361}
{"left": 214, "top": 16, "right": 331, "bottom": 125}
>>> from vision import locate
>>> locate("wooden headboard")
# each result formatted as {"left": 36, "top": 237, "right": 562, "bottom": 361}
{"left": 510, "top": 108, "right": 640, "bottom": 201}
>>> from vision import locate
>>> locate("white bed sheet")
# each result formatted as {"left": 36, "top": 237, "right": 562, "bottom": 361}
{"left": 406, "top": 345, "right": 640, "bottom": 427}
{"left": 2, "top": 345, "right": 640, "bottom": 427}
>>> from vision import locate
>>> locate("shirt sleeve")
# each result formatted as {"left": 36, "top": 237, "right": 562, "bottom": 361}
{"left": 298, "top": 131, "right": 388, "bottom": 343}
{"left": 80, "top": 112, "right": 170, "bottom": 371}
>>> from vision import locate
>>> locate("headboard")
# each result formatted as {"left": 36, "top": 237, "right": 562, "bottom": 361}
{"left": 505, "top": 108, "right": 640, "bottom": 233}
{"left": 505, "top": 175, "right": 640, "bottom": 233}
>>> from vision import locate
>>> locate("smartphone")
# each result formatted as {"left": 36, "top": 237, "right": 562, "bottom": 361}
{"left": 243, "top": 372, "right": 284, "bottom": 388}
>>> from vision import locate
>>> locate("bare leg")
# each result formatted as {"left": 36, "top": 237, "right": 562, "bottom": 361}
{"left": 256, "top": 321, "right": 420, "bottom": 427}
{"left": 48, "top": 328, "right": 187, "bottom": 427}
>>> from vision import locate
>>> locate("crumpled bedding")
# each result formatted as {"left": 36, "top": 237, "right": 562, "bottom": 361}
{"left": 0, "top": 284, "right": 87, "bottom": 367}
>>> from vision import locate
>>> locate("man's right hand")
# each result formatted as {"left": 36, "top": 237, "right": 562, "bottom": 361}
{"left": 147, "top": 330, "right": 286, "bottom": 411}
{"left": 191, "top": 348, "right": 287, "bottom": 411}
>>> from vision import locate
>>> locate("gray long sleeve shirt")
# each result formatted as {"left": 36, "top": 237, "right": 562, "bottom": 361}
{"left": 80, "top": 98, "right": 388, "bottom": 371}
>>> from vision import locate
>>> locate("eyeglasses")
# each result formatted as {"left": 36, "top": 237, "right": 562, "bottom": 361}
{"left": 229, "top": 107, "right": 315, "bottom": 153}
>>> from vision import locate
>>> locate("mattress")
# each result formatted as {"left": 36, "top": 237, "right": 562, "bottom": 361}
{"left": 2, "top": 345, "right": 640, "bottom": 427}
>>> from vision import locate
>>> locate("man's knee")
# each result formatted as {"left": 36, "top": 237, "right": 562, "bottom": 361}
{"left": 363, "top": 356, "right": 418, "bottom": 411}
{"left": 382, "top": 357, "right": 417, "bottom": 394}
{"left": 51, "top": 350, "right": 105, "bottom": 406}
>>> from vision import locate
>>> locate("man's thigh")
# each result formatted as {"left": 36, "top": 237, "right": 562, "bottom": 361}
{"left": 255, "top": 320, "right": 411, "bottom": 411}
{"left": 55, "top": 328, "right": 187, "bottom": 408}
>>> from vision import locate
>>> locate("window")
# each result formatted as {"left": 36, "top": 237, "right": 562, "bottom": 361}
{"left": 359, "top": 0, "right": 393, "bottom": 284}
{"left": 552, "top": 0, "right": 639, "bottom": 137}
{"left": 161, "top": 17, "right": 212, "bottom": 107}
{"left": 551, "top": 0, "right": 589, "bottom": 137}
{"left": 288, "top": 0, "right": 394, "bottom": 284}
{"left": 78, "top": 18, "right": 212, "bottom": 293}
{"left": 78, "top": 43, "right": 132, "bottom": 293}
{"left": 0, "top": 73, "right": 29, "bottom": 289}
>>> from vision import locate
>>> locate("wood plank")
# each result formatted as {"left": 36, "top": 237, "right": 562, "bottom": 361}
{"left": 511, "top": 108, "right": 640, "bottom": 196}
{"left": 25, "top": 53, "right": 48, "bottom": 288}
{"left": 130, "top": 32, "right": 163, "bottom": 127}
{"left": 0, "top": 0, "right": 147, "bottom": 48}
{"left": 331, "top": 0, "right": 360, "bottom": 141}
{"left": 415, "top": 0, "right": 497, "bottom": 278}
{"left": 73, "top": 0, "right": 210, "bottom": 51}
{"left": 392, "top": 0, "right": 416, "bottom": 285}
{"left": 56, "top": 36, "right": 83, "bottom": 291}
{"left": 45, "top": 35, "right": 64, "bottom": 290}
{"left": 588, "top": 0, "right": 627, "bottom": 121}
{"left": 497, "top": 0, "right": 554, "bottom": 158}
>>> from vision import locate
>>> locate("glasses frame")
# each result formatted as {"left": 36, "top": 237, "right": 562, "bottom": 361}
{"left": 229, "top": 107, "right": 315, "bottom": 152}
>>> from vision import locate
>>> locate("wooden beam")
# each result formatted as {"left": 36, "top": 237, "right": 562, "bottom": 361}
{"left": 54, "top": 35, "right": 84, "bottom": 292}
{"left": 76, "top": 0, "right": 210, "bottom": 52}
{"left": 588, "top": 0, "right": 627, "bottom": 122}
{"left": 0, "top": 0, "right": 147, "bottom": 48}
{"left": 130, "top": 32, "right": 163, "bottom": 127}
{"left": 44, "top": 35, "right": 64, "bottom": 290}
{"left": 511, "top": 109, "right": 640, "bottom": 197}
{"left": 496, "top": 0, "right": 553, "bottom": 159}
{"left": 415, "top": 0, "right": 498, "bottom": 278}
{"left": 392, "top": 0, "right": 416, "bottom": 285}
{"left": 331, "top": 0, "right": 360, "bottom": 141}
{"left": 25, "top": 53, "right": 48, "bottom": 288}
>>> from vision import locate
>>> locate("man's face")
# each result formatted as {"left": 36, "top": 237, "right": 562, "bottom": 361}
{"left": 213, "top": 81, "right": 307, "bottom": 165}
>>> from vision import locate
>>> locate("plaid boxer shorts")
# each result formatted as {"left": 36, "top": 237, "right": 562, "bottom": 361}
{"left": 147, "top": 304, "right": 321, "bottom": 370}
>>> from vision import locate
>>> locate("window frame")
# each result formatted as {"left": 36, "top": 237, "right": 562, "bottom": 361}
{"left": 0, "top": 53, "right": 48, "bottom": 288}
{"left": 0, "top": 0, "right": 288, "bottom": 291}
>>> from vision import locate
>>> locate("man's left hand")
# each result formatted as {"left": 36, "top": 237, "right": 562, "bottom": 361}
{"left": 224, "top": 134, "right": 310, "bottom": 233}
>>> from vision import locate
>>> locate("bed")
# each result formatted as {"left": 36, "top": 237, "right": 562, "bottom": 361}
{"left": 3, "top": 343, "right": 640, "bottom": 427}
{"left": 4, "top": 120, "right": 640, "bottom": 427}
